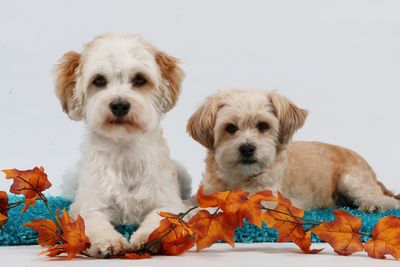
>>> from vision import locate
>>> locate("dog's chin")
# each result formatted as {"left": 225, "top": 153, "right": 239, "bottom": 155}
{"left": 218, "top": 160, "right": 266, "bottom": 184}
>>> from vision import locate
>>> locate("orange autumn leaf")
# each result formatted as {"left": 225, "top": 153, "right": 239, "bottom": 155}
{"left": 0, "top": 191, "right": 8, "bottom": 227}
{"left": 24, "top": 219, "right": 62, "bottom": 247}
{"left": 148, "top": 218, "right": 197, "bottom": 255}
{"left": 187, "top": 210, "right": 238, "bottom": 252}
{"left": 262, "top": 192, "right": 322, "bottom": 254}
{"left": 43, "top": 209, "right": 90, "bottom": 259}
{"left": 236, "top": 191, "right": 277, "bottom": 228}
{"left": 311, "top": 210, "right": 364, "bottom": 256}
{"left": 196, "top": 186, "right": 244, "bottom": 210}
{"left": 122, "top": 252, "right": 151, "bottom": 259}
{"left": 365, "top": 216, "right": 400, "bottom": 260}
{"left": 2, "top": 167, "right": 51, "bottom": 212}
{"left": 197, "top": 187, "right": 277, "bottom": 227}
{"left": 159, "top": 212, "right": 201, "bottom": 236}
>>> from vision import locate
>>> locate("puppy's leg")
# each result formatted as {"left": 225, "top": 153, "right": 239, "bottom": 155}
{"left": 130, "top": 204, "right": 186, "bottom": 250}
{"left": 83, "top": 214, "right": 129, "bottom": 258}
{"left": 338, "top": 171, "right": 400, "bottom": 211}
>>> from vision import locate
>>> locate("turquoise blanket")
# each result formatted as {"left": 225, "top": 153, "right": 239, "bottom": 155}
{"left": 1, "top": 195, "right": 399, "bottom": 246}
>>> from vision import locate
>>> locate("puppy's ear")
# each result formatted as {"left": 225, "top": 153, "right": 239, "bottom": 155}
{"left": 269, "top": 92, "right": 308, "bottom": 146}
{"left": 187, "top": 94, "right": 224, "bottom": 150}
{"left": 155, "top": 51, "right": 185, "bottom": 112}
{"left": 54, "top": 51, "right": 83, "bottom": 121}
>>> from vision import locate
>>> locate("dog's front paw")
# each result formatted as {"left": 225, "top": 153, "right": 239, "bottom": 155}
{"left": 87, "top": 232, "right": 129, "bottom": 258}
{"left": 130, "top": 229, "right": 152, "bottom": 251}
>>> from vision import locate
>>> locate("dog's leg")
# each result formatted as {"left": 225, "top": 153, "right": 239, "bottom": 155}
{"left": 83, "top": 215, "right": 129, "bottom": 258}
{"left": 130, "top": 204, "right": 185, "bottom": 251}
{"left": 338, "top": 171, "right": 400, "bottom": 211}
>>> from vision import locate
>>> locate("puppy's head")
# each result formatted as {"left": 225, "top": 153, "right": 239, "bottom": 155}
{"left": 187, "top": 90, "right": 308, "bottom": 182}
{"left": 54, "top": 34, "right": 184, "bottom": 139}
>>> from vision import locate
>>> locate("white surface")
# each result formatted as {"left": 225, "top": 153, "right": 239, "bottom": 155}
{"left": 1, "top": 0, "right": 400, "bottom": 194}
{"left": 0, "top": 243, "right": 397, "bottom": 267}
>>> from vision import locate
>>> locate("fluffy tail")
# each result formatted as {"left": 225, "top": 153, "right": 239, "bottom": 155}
{"left": 378, "top": 181, "right": 400, "bottom": 200}
{"left": 173, "top": 160, "right": 192, "bottom": 200}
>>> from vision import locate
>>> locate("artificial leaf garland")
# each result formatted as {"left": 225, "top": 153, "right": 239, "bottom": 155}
{"left": 1, "top": 167, "right": 400, "bottom": 261}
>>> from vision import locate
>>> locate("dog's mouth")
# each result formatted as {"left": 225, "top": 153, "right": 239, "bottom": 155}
{"left": 103, "top": 116, "right": 145, "bottom": 133}
{"left": 112, "top": 117, "right": 127, "bottom": 125}
{"left": 239, "top": 159, "right": 258, "bottom": 165}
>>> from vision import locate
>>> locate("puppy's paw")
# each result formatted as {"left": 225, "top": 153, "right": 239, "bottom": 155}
{"left": 130, "top": 230, "right": 152, "bottom": 251}
{"left": 86, "top": 232, "right": 129, "bottom": 258}
{"left": 358, "top": 198, "right": 400, "bottom": 211}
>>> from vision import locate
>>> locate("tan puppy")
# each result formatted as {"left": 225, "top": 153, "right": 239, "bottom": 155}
{"left": 187, "top": 89, "right": 400, "bottom": 211}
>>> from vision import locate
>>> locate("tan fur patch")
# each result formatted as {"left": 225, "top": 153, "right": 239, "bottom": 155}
{"left": 187, "top": 95, "right": 226, "bottom": 150}
{"left": 269, "top": 92, "right": 308, "bottom": 148}
{"left": 54, "top": 51, "right": 81, "bottom": 118}
{"left": 155, "top": 51, "right": 184, "bottom": 112}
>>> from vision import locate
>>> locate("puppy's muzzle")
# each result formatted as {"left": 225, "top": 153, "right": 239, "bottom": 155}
{"left": 239, "top": 144, "right": 257, "bottom": 164}
{"left": 109, "top": 99, "right": 130, "bottom": 117}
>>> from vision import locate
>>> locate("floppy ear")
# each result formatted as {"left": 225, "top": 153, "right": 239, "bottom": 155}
{"left": 269, "top": 92, "right": 308, "bottom": 146}
{"left": 155, "top": 51, "right": 185, "bottom": 112}
{"left": 187, "top": 94, "right": 224, "bottom": 150}
{"left": 54, "top": 51, "right": 83, "bottom": 121}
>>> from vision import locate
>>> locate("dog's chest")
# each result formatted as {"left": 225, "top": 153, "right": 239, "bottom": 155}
{"left": 88, "top": 144, "right": 162, "bottom": 224}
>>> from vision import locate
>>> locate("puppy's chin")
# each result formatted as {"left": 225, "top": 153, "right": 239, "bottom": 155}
{"left": 215, "top": 150, "right": 276, "bottom": 185}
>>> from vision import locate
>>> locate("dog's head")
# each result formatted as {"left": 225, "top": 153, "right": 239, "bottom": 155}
{"left": 54, "top": 34, "right": 184, "bottom": 139}
{"left": 187, "top": 90, "right": 308, "bottom": 182}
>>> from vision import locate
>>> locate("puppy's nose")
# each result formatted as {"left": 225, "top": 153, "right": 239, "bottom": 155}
{"left": 239, "top": 144, "right": 256, "bottom": 158}
{"left": 109, "top": 99, "right": 130, "bottom": 117}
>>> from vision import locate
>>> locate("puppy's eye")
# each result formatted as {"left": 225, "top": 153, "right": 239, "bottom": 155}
{"left": 225, "top": 123, "right": 239, "bottom": 134}
{"left": 257, "top": 122, "right": 270, "bottom": 133}
{"left": 92, "top": 75, "right": 107, "bottom": 87}
{"left": 132, "top": 74, "right": 147, "bottom": 87}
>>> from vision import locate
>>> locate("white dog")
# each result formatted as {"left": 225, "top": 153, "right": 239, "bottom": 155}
{"left": 187, "top": 89, "right": 400, "bottom": 211}
{"left": 55, "top": 34, "right": 191, "bottom": 258}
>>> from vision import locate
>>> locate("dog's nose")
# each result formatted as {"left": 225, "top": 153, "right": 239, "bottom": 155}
{"left": 239, "top": 144, "right": 256, "bottom": 158}
{"left": 109, "top": 99, "right": 130, "bottom": 117}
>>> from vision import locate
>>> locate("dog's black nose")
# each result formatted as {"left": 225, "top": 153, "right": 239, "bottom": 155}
{"left": 109, "top": 99, "right": 130, "bottom": 117}
{"left": 239, "top": 144, "right": 256, "bottom": 158}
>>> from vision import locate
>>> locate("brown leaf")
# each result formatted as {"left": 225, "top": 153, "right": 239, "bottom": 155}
{"left": 43, "top": 209, "right": 90, "bottom": 259}
{"left": 262, "top": 192, "right": 322, "bottom": 254}
{"left": 0, "top": 191, "right": 8, "bottom": 227}
{"left": 159, "top": 212, "right": 202, "bottom": 236}
{"left": 2, "top": 167, "right": 51, "bottom": 212}
{"left": 187, "top": 210, "right": 238, "bottom": 252}
{"left": 365, "top": 216, "right": 400, "bottom": 259}
{"left": 122, "top": 252, "right": 151, "bottom": 259}
{"left": 236, "top": 191, "right": 277, "bottom": 228}
{"left": 148, "top": 218, "right": 197, "bottom": 255}
{"left": 197, "top": 187, "right": 277, "bottom": 227}
{"left": 311, "top": 210, "right": 363, "bottom": 256}
{"left": 24, "top": 219, "right": 62, "bottom": 247}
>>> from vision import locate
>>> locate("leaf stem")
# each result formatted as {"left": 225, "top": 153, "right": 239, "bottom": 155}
{"left": 38, "top": 192, "right": 63, "bottom": 231}
{"left": 263, "top": 206, "right": 371, "bottom": 237}
{"left": 6, "top": 201, "right": 23, "bottom": 210}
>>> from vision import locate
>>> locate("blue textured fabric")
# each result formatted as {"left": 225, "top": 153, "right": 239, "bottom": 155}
{"left": 1, "top": 194, "right": 399, "bottom": 246}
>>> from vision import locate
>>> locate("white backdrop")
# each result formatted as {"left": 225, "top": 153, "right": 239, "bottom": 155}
{"left": 0, "top": 0, "right": 399, "bottom": 195}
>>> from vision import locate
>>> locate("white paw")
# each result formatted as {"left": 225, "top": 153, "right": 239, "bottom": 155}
{"left": 86, "top": 232, "right": 129, "bottom": 258}
{"left": 130, "top": 229, "right": 152, "bottom": 251}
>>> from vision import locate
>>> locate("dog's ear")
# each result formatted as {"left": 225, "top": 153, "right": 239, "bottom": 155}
{"left": 269, "top": 92, "right": 308, "bottom": 146}
{"left": 187, "top": 94, "right": 224, "bottom": 150}
{"left": 155, "top": 51, "right": 185, "bottom": 112}
{"left": 54, "top": 51, "right": 84, "bottom": 121}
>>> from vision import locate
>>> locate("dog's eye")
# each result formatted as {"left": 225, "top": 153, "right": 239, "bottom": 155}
{"left": 257, "top": 122, "right": 270, "bottom": 133}
{"left": 132, "top": 74, "right": 147, "bottom": 87}
{"left": 92, "top": 75, "right": 107, "bottom": 87}
{"left": 225, "top": 123, "right": 239, "bottom": 134}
